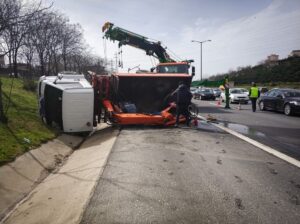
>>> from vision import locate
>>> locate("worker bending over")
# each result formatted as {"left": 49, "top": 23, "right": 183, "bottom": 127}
{"left": 172, "top": 82, "right": 192, "bottom": 127}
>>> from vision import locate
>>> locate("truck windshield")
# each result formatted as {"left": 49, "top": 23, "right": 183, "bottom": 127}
{"left": 157, "top": 64, "right": 189, "bottom": 74}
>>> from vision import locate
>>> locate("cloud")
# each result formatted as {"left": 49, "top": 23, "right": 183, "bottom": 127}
{"left": 178, "top": 0, "right": 300, "bottom": 79}
{"left": 46, "top": 0, "right": 300, "bottom": 78}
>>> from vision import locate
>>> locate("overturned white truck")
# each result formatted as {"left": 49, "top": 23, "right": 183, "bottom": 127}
{"left": 38, "top": 72, "right": 94, "bottom": 132}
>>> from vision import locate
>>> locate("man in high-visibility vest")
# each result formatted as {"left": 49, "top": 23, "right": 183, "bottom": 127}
{"left": 249, "top": 82, "right": 260, "bottom": 112}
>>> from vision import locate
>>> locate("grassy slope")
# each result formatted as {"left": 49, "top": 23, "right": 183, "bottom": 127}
{"left": 0, "top": 77, "right": 56, "bottom": 165}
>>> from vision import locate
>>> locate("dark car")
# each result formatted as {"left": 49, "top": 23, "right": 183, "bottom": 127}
{"left": 194, "top": 88, "right": 216, "bottom": 100}
{"left": 212, "top": 88, "right": 221, "bottom": 97}
{"left": 258, "top": 87, "right": 269, "bottom": 95}
{"left": 258, "top": 88, "right": 300, "bottom": 116}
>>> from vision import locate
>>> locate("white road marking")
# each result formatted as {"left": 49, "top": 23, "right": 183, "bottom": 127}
{"left": 193, "top": 113, "right": 300, "bottom": 168}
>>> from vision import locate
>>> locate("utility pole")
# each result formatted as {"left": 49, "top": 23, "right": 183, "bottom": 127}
{"left": 191, "top": 39, "right": 211, "bottom": 81}
{"left": 110, "top": 59, "right": 113, "bottom": 73}
{"left": 114, "top": 53, "right": 118, "bottom": 73}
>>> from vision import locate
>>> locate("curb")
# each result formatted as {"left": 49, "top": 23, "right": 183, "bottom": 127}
{"left": 76, "top": 127, "right": 120, "bottom": 224}
{"left": 0, "top": 126, "right": 118, "bottom": 224}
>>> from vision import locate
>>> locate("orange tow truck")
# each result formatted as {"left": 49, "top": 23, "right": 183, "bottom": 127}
{"left": 92, "top": 22, "right": 195, "bottom": 126}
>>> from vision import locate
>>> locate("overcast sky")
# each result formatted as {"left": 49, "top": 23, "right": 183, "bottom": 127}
{"left": 45, "top": 0, "right": 300, "bottom": 80}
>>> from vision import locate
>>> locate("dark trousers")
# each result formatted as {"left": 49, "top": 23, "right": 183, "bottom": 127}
{"left": 250, "top": 98, "right": 257, "bottom": 112}
{"left": 176, "top": 103, "right": 190, "bottom": 125}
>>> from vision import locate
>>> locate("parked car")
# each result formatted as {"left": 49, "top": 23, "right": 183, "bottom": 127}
{"left": 258, "top": 87, "right": 269, "bottom": 95}
{"left": 221, "top": 88, "right": 249, "bottom": 104}
{"left": 258, "top": 88, "right": 300, "bottom": 116}
{"left": 212, "top": 88, "right": 221, "bottom": 97}
{"left": 238, "top": 88, "right": 249, "bottom": 95}
{"left": 190, "top": 87, "right": 198, "bottom": 95}
{"left": 194, "top": 88, "right": 216, "bottom": 100}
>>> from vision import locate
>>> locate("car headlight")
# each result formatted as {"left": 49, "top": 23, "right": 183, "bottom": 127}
{"left": 290, "top": 101, "right": 298, "bottom": 105}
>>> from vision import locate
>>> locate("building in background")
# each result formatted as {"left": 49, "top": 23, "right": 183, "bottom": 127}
{"left": 289, "top": 50, "right": 300, "bottom": 57}
{"left": 265, "top": 54, "right": 279, "bottom": 66}
{"left": 266, "top": 54, "right": 279, "bottom": 62}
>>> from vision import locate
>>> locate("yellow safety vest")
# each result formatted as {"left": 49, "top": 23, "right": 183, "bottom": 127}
{"left": 250, "top": 87, "right": 259, "bottom": 98}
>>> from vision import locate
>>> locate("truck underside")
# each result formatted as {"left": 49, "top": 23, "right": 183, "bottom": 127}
{"left": 94, "top": 72, "right": 192, "bottom": 126}
{"left": 94, "top": 22, "right": 194, "bottom": 126}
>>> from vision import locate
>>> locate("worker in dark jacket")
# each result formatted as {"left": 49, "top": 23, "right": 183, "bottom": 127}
{"left": 249, "top": 82, "right": 260, "bottom": 112}
{"left": 172, "top": 82, "right": 192, "bottom": 127}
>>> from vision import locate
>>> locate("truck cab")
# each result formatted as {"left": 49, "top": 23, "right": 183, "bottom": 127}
{"left": 156, "top": 62, "right": 195, "bottom": 76}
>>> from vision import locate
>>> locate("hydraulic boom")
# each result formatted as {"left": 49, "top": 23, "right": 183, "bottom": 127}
{"left": 102, "top": 22, "right": 174, "bottom": 63}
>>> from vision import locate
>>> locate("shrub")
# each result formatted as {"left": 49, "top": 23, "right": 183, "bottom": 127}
{"left": 23, "top": 78, "right": 36, "bottom": 92}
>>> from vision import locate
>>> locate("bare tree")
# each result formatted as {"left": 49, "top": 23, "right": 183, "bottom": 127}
{"left": 1, "top": 0, "right": 52, "bottom": 77}
{"left": 0, "top": 0, "right": 17, "bottom": 36}
{"left": 61, "top": 23, "right": 83, "bottom": 71}
{"left": 1, "top": 0, "right": 106, "bottom": 79}
{"left": 29, "top": 11, "right": 54, "bottom": 76}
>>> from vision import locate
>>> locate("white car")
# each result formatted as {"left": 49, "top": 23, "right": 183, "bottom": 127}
{"left": 238, "top": 88, "right": 249, "bottom": 95}
{"left": 221, "top": 88, "right": 249, "bottom": 104}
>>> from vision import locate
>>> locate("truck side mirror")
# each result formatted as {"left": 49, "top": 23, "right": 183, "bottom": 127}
{"left": 192, "top": 66, "right": 195, "bottom": 76}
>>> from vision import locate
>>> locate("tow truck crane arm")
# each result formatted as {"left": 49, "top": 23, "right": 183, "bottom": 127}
{"left": 92, "top": 22, "right": 195, "bottom": 126}
{"left": 102, "top": 22, "right": 175, "bottom": 63}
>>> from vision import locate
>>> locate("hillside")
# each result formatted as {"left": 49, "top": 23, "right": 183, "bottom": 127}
{"left": 209, "top": 56, "right": 300, "bottom": 85}
{"left": 0, "top": 77, "right": 56, "bottom": 165}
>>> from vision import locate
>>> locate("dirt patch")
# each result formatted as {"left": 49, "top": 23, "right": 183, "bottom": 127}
{"left": 200, "top": 155, "right": 206, "bottom": 162}
{"left": 234, "top": 175, "right": 243, "bottom": 183}
{"left": 235, "top": 198, "right": 245, "bottom": 210}
{"left": 269, "top": 168, "right": 278, "bottom": 175}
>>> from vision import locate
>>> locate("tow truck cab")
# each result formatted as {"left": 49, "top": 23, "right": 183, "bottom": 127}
{"left": 156, "top": 62, "right": 195, "bottom": 75}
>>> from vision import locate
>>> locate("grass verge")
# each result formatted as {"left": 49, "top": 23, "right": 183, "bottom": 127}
{"left": 0, "top": 76, "right": 57, "bottom": 165}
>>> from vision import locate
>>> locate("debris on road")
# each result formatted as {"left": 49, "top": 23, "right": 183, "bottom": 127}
{"left": 206, "top": 114, "right": 217, "bottom": 121}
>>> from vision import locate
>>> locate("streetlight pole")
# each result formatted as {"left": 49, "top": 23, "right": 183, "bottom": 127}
{"left": 191, "top": 39, "right": 211, "bottom": 81}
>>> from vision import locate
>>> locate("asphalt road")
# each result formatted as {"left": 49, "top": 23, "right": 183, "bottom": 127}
{"left": 192, "top": 99, "right": 300, "bottom": 160}
{"left": 81, "top": 127, "right": 300, "bottom": 224}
